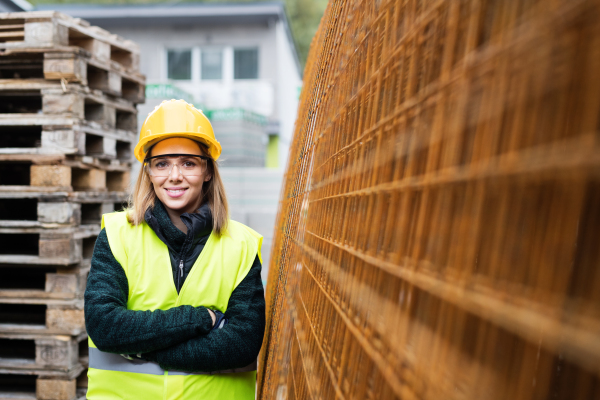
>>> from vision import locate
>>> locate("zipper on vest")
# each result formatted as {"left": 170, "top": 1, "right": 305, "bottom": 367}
{"left": 176, "top": 259, "right": 184, "bottom": 292}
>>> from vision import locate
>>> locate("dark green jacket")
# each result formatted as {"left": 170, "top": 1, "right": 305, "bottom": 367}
{"left": 84, "top": 200, "right": 266, "bottom": 372}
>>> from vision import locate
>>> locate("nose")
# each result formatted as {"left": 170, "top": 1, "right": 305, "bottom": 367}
{"left": 168, "top": 162, "right": 184, "bottom": 181}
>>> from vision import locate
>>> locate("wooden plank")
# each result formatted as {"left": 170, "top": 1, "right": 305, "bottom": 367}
{"left": 30, "top": 165, "right": 71, "bottom": 188}
{"left": 0, "top": 24, "right": 25, "bottom": 30}
{"left": 40, "top": 129, "right": 85, "bottom": 156}
{"left": 36, "top": 379, "right": 76, "bottom": 400}
{"left": 0, "top": 78, "right": 60, "bottom": 89}
{"left": 0, "top": 31, "right": 23, "bottom": 39}
{"left": 0, "top": 363, "right": 83, "bottom": 379}
{"left": 0, "top": 161, "right": 129, "bottom": 193}
{"left": 37, "top": 202, "right": 80, "bottom": 225}
{"left": 46, "top": 272, "right": 83, "bottom": 297}
{"left": 0, "top": 154, "right": 64, "bottom": 163}
{"left": 24, "top": 21, "right": 68, "bottom": 47}
{"left": 71, "top": 168, "right": 106, "bottom": 191}
{"left": 69, "top": 36, "right": 110, "bottom": 63}
{"left": 0, "top": 290, "right": 75, "bottom": 301}
{"left": 46, "top": 309, "right": 84, "bottom": 336}
{"left": 35, "top": 337, "right": 78, "bottom": 371}
{"left": 0, "top": 335, "right": 80, "bottom": 373}
{"left": 0, "top": 256, "right": 76, "bottom": 266}
{"left": 43, "top": 54, "right": 86, "bottom": 83}
{"left": 38, "top": 236, "right": 79, "bottom": 260}
{"left": 106, "top": 171, "right": 129, "bottom": 192}
{"left": 42, "top": 93, "right": 85, "bottom": 118}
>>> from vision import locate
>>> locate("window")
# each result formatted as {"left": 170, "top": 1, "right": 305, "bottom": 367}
{"left": 234, "top": 48, "right": 258, "bottom": 80}
{"left": 201, "top": 49, "right": 223, "bottom": 80}
{"left": 167, "top": 49, "right": 192, "bottom": 80}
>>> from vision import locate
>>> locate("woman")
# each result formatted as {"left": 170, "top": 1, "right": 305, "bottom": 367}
{"left": 84, "top": 99, "right": 265, "bottom": 399}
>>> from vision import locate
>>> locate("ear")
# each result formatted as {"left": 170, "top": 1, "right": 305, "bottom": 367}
{"left": 204, "top": 173, "right": 212, "bottom": 182}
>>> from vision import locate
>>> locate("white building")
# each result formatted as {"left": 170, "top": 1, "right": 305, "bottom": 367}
{"left": 40, "top": 2, "right": 302, "bottom": 279}
{"left": 40, "top": 2, "right": 302, "bottom": 169}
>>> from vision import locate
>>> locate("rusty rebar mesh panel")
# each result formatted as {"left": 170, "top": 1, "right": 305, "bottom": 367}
{"left": 258, "top": 0, "right": 600, "bottom": 399}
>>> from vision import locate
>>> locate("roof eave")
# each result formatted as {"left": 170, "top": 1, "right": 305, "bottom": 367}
{"left": 36, "top": 2, "right": 302, "bottom": 77}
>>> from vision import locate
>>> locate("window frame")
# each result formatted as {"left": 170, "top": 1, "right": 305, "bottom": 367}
{"left": 200, "top": 48, "right": 224, "bottom": 81}
{"left": 233, "top": 47, "right": 259, "bottom": 80}
{"left": 163, "top": 45, "right": 259, "bottom": 82}
{"left": 166, "top": 48, "right": 193, "bottom": 81}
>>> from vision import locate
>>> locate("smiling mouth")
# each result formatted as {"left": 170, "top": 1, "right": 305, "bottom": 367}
{"left": 165, "top": 188, "right": 188, "bottom": 196}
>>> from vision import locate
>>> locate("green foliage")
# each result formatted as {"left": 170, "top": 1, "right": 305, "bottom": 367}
{"left": 283, "top": 0, "right": 328, "bottom": 67}
{"left": 27, "top": 0, "right": 329, "bottom": 70}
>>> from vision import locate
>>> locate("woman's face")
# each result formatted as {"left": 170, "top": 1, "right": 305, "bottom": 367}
{"left": 148, "top": 138, "right": 212, "bottom": 214}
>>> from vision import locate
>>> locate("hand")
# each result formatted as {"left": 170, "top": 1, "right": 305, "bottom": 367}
{"left": 207, "top": 309, "right": 216, "bottom": 327}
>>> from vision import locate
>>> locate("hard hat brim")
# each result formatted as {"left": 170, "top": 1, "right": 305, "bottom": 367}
{"left": 134, "top": 132, "right": 222, "bottom": 162}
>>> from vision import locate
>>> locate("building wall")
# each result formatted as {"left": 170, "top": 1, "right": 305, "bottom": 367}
{"left": 220, "top": 167, "right": 284, "bottom": 284}
{"left": 211, "top": 116, "right": 268, "bottom": 168}
{"left": 106, "top": 23, "right": 278, "bottom": 117}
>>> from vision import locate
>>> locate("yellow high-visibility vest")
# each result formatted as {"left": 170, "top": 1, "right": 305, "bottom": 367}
{"left": 87, "top": 211, "right": 262, "bottom": 400}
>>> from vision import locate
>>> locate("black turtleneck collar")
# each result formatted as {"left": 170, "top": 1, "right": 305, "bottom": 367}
{"left": 144, "top": 200, "right": 213, "bottom": 251}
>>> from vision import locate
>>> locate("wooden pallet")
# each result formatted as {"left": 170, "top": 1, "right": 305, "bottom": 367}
{"left": 0, "top": 337, "right": 87, "bottom": 399}
{"left": 0, "top": 11, "right": 139, "bottom": 73}
{"left": 0, "top": 298, "right": 85, "bottom": 336}
{"left": 0, "top": 126, "right": 133, "bottom": 162}
{"left": 0, "top": 84, "right": 136, "bottom": 160}
{"left": 0, "top": 49, "right": 144, "bottom": 103}
{"left": 44, "top": 51, "right": 145, "bottom": 102}
{"left": 0, "top": 195, "right": 121, "bottom": 227}
{"left": 0, "top": 263, "right": 88, "bottom": 302}
{"left": 0, "top": 332, "right": 86, "bottom": 374}
{"left": 0, "top": 118, "right": 134, "bottom": 162}
{"left": 0, "top": 81, "right": 138, "bottom": 128}
{"left": 0, "top": 86, "right": 136, "bottom": 161}
{"left": 0, "top": 224, "right": 98, "bottom": 266}
{"left": 0, "top": 12, "right": 139, "bottom": 400}
{"left": 0, "top": 370, "right": 87, "bottom": 400}
{"left": 0, "top": 159, "right": 130, "bottom": 194}
{"left": 0, "top": 190, "right": 128, "bottom": 205}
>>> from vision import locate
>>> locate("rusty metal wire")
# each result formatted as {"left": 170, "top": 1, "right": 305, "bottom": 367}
{"left": 258, "top": 0, "right": 600, "bottom": 399}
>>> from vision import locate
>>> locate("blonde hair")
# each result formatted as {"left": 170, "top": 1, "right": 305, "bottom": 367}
{"left": 126, "top": 142, "right": 229, "bottom": 235}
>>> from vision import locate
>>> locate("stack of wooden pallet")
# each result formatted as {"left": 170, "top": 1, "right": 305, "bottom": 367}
{"left": 0, "top": 11, "right": 144, "bottom": 400}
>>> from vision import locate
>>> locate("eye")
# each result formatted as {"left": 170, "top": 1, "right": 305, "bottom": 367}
{"left": 181, "top": 160, "right": 198, "bottom": 168}
{"left": 154, "top": 160, "right": 170, "bottom": 169}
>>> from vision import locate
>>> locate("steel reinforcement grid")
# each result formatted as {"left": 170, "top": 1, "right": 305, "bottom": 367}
{"left": 257, "top": 1, "right": 600, "bottom": 399}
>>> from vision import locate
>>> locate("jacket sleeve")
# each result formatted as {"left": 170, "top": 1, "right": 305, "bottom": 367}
{"left": 85, "top": 228, "right": 214, "bottom": 354}
{"left": 144, "top": 255, "right": 266, "bottom": 372}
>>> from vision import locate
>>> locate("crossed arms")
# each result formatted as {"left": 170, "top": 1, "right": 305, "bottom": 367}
{"left": 84, "top": 229, "right": 265, "bottom": 372}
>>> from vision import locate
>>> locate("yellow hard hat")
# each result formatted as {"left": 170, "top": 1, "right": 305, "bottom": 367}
{"left": 134, "top": 99, "right": 222, "bottom": 162}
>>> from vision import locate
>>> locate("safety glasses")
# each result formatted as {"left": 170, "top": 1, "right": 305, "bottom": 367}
{"left": 144, "top": 153, "right": 211, "bottom": 177}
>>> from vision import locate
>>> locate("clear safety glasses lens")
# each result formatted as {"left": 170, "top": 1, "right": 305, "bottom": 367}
{"left": 145, "top": 156, "right": 207, "bottom": 177}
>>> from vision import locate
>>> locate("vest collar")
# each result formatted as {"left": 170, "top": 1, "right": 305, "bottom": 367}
{"left": 145, "top": 200, "right": 213, "bottom": 251}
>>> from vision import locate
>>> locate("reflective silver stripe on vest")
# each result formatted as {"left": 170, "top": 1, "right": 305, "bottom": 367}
{"left": 89, "top": 347, "right": 257, "bottom": 376}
